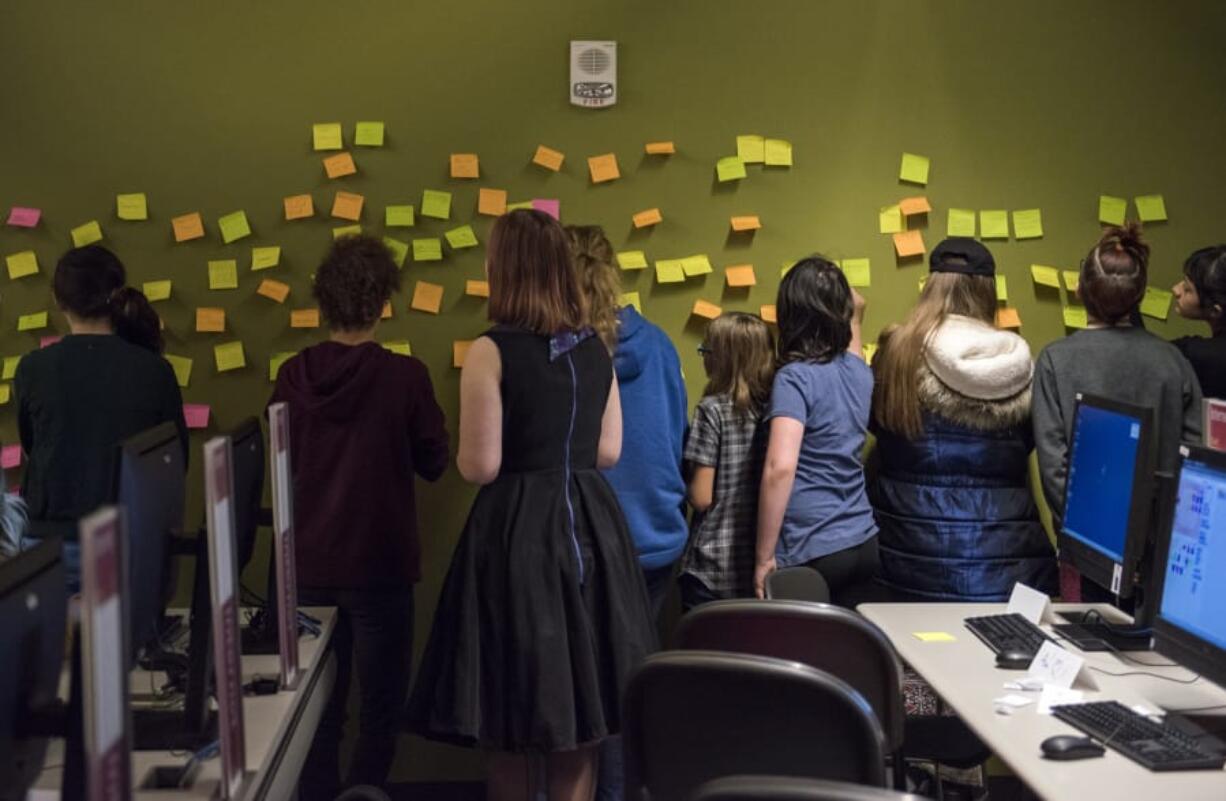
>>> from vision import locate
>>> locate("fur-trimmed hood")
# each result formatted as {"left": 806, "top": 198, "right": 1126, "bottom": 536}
{"left": 918, "top": 316, "right": 1034, "bottom": 432}
{"left": 918, "top": 363, "right": 1032, "bottom": 432}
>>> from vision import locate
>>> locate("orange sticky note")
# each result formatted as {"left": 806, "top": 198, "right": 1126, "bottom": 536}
{"left": 172, "top": 212, "right": 205, "bottom": 243}
{"left": 893, "top": 230, "right": 926, "bottom": 258}
{"left": 645, "top": 141, "right": 676, "bottom": 155}
{"left": 284, "top": 194, "right": 314, "bottom": 220}
{"left": 290, "top": 308, "right": 320, "bottom": 328}
{"left": 331, "top": 191, "right": 365, "bottom": 221}
{"left": 323, "top": 152, "right": 357, "bottom": 179}
{"left": 725, "top": 265, "right": 757, "bottom": 287}
{"left": 195, "top": 307, "right": 225, "bottom": 333}
{"left": 257, "top": 279, "right": 290, "bottom": 304}
{"left": 692, "top": 300, "right": 722, "bottom": 320}
{"left": 587, "top": 153, "right": 620, "bottom": 183}
{"left": 381, "top": 301, "right": 393, "bottom": 320}
{"left": 453, "top": 340, "right": 473, "bottom": 368}
{"left": 478, "top": 188, "right": 508, "bottom": 216}
{"left": 730, "top": 215, "right": 761, "bottom": 232}
{"left": 411, "top": 281, "right": 444, "bottom": 314}
{"left": 996, "top": 307, "right": 1022, "bottom": 330}
{"left": 633, "top": 208, "right": 663, "bottom": 228}
{"left": 899, "top": 196, "right": 932, "bottom": 216}
{"left": 450, "top": 153, "right": 480, "bottom": 179}
{"left": 466, "top": 280, "right": 490, "bottom": 298}
{"left": 760, "top": 305, "right": 777, "bottom": 324}
{"left": 533, "top": 145, "right": 565, "bottom": 171}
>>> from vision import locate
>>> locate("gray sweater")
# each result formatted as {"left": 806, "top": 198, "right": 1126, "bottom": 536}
{"left": 1033, "top": 326, "right": 1203, "bottom": 524}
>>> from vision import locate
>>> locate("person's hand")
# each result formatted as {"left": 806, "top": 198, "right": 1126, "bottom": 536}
{"left": 851, "top": 288, "right": 867, "bottom": 323}
{"left": 753, "top": 557, "right": 778, "bottom": 599}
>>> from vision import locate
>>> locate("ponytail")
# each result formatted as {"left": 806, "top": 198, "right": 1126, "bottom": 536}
{"left": 109, "top": 286, "right": 164, "bottom": 353}
{"left": 1080, "top": 222, "right": 1149, "bottom": 325}
{"left": 54, "top": 245, "right": 162, "bottom": 353}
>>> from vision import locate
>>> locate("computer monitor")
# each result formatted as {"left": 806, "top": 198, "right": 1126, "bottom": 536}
{"left": 229, "top": 417, "right": 265, "bottom": 576}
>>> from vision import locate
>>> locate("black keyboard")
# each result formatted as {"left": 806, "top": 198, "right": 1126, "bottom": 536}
{"left": 964, "top": 613, "right": 1053, "bottom": 656}
{"left": 1051, "top": 701, "right": 1226, "bottom": 771}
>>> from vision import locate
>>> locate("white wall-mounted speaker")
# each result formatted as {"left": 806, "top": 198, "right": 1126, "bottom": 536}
{"left": 570, "top": 40, "right": 617, "bottom": 108}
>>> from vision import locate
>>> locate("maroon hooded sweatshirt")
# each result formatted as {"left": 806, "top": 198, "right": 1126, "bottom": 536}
{"left": 268, "top": 341, "right": 449, "bottom": 589}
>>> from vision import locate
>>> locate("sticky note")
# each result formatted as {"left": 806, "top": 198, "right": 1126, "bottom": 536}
{"left": 893, "top": 230, "right": 925, "bottom": 258}
{"left": 587, "top": 153, "right": 620, "bottom": 183}
{"left": 617, "top": 251, "right": 648, "bottom": 270}
{"left": 354, "top": 121, "right": 384, "bottom": 147}
{"left": 478, "top": 188, "right": 507, "bottom": 216}
{"left": 1031, "top": 264, "right": 1061, "bottom": 288}
{"left": 214, "top": 341, "right": 246, "bottom": 372}
{"left": 466, "top": 280, "right": 490, "bottom": 298}
{"left": 947, "top": 208, "right": 976, "bottom": 237}
{"left": 1063, "top": 271, "right": 1080, "bottom": 293}
{"left": 217, "top": 210, "right": 251, "bottom": 244}
{"left": 17, "top": 312, "right": 48, "bottom": 331}
{"left": 725, "top": 265, "right": 757, "bottom": 287}
{"left": 899, "top": 152, "right": 930, "bottom": 184}
{"left": 912, "top": 632, "right": 956, "bottom": 643}
{"left": 383, "top": 237, "right": 408, "bottom": 267}
{"left": 781, "top": 262, "right": 796, "bottom": 277}
{"left": 532, "top": 145, "right": 565, "bottom": 171}
{"left": 900, "top": 197, "right": 932, "bottom": 216}
{"left": 995, "top": 275, "right": 1008, "bottom": 302}
{"left": 645, "top": 141, "right": 675, "bottom": 155}
{"left": 7, "top": 207, "right": 41, "bottom": 227}
{"left": 1063, "top": 306, "right": 1088, "bottom": 329}
{"left": 143, "top": 280, "right": 172, "bottom": 301}
{"left": 195, "top": 307, "right": 226, "bottom": 333}
{"left": 251, "top": 246, "right": 280, "bottom": 271}
{"left": 633, "top": 208, "right": 663, "bottom": 228}
{"left": 692, "top": 300, "right": 722, "bottom": 319}
{"left": 284, "top": 194, "right": 314, "bottom": 220}
{"left": 116, "top": 193, "right": 148, "bottom": 221}
{"left": 730, "top": 215, "right": 761, "bottom": 232}
{"left": 682, "top": 254, "right": 713, "bottom": 277}
{"left": 421, "top": 190, "right": 452, "bottom": 220}
{"left": 313, "top": 122, "right": 343, "bottom": 151}
{"left": 445, "top": 225, "right": 479, "bottom": 249}
{"left": 2, "top": 356, "right": 21, "bottom": 380}
{"left": 841, "top": 258, "right": 871, "bottom": 288}
{"left": 736, "top": 135, "right": 765, "bottom": 163}
{"left": 381, "top": 300, "right": 393, "bottom": 320}
{"left": 208, "top": 259, "right": 239, "bottom": 290}
{"left": 269, "top": 351, "right": 296, "bottom": 382}
{"left": 1099, "top": 195, "right": 1127, "bottom": 226}
{"left": 71, "top": 220, "right": 103, "bottom": 247}
{"left": 979, "top": 210, "right": 1009, "bottom": 239}
{"left": 1141, "top": 287, "right": 1172, "bottom": 320}
{"left": 760, "top": 305, "right": 777, "bottom": 323}
{"left": 619, "top": 292, "right": 642, "bottom": 312}
{"left": 183, "top": 403, "right": 211, "bottom": 430}
{"left": 1135, "top": 194, "right": 1168, "bottom": 222}
{"left": 450, "top": 153, "right": 480, "bottom": 179}
{"left": 164, "top": 354, "right": 192, "bottom": 387}
{"left": 506, "top": 200, "right": 533, "bottom": 211}
{"left": 413, "top": 238, "right": 443, "bottom": 261}
{"left": 382, "top": 342, "right": 411, "bottom": 357}
{"left": 763, "top": 139, "right": 792, "bottom": 167}
{"left": 332, "top": 225, "right": 361, "bottom": 239}
{"left": 655, "top": 259, "right": 685, "bottom": 284}
{"left": 878, "top": 205, "right": 903, "bottom": 234}
{"left": 323, "top": 152, "right": 357, "bottom": 179}
{"left": 411, "top": 281, "right": 444, "bottom": 314}
{"left": 1, "top": 444, "right": 23, "bottom": 469}
{"left": 532, "top": 199, "right": 560, "bottom": 220}
{"left": 0, "top": 384, "right": 10, "bottom": 404}
{"left": 257, "top": 279, "right": 290, "bottom": 303}
{"left": 1013, "top": 209, "right": 1043, "bottom": 239}
{"left": 864, "top": 343, "right": 878, "bottom": 365}
{"left": 996, "top": 307, "right": 1022, "bottom": 330}
{"left": 453, "top": 340, "right": 472, "bottom": 368}
{"left": 331, "top": 191, "right": 364, "bottom": 221}
{"left": 290, "top": 309, "right": 320, "bottom": 328}
{"left": 383, "top": 205, "right": 414, "bottom": 228}
{"left": 6, "top": 251, "right": 38, "bottom": 280}
{"left": 716, "top": 156, "right": 747, "bottom": 182}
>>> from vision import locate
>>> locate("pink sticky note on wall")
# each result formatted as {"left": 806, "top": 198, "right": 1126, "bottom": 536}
{"left": 39, "top": 336, "right": 61, "bottom": 349}
{"left": 532, "top": 199, "right": 560, "bottom": 220}
{"left": 183, "top": 403, "right": 211, "bottom": 430}
{"left": 1, "top": 444, "right": 22, "bottom": 470}
{"left": 7, "top": 207, "right": 41, "bottom": 227}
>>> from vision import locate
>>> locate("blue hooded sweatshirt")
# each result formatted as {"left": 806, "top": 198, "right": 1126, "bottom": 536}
{"left": 602, "top": 306, "right": 689, "bottom": 569}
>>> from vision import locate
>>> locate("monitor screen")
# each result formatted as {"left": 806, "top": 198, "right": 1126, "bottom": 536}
{"left": 1158, "top": 455, "right": 1226, "bottom": 653}
{"left": 1063, "top": 403, "right": 1144, "bottom": 563}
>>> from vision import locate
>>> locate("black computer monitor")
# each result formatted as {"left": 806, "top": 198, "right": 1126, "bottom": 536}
{"left": 229, "top": 417, "right": 265, "bottom": 575}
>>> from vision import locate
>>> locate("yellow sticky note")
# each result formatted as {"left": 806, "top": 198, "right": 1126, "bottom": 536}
{"left": 841, "top": 258, "right": 871, "bottom": 288}
{"left": 893, "top": 230, "right": 925, "bottom": 258}
{"left": 617, "top": 251, "right": 648, "bottom": 270}
{"left": 1, "top": 356, "right": 21, "bottom": 381}
{"left": 1063, "top": 271, "right": 1080, "bottom": 293}
{"left": 736, "top": 135, "right": 765, "bottom": 163}
{"left": 284, "top": 194, "right": 314, "bottom": 220}
{"left": 453, "top": 340, "right": 473, "bottom": 368}
{"left": 450, "top": 153, "right": 480, "bottom": 179}
{"left": 782, "top": 261, "right": 796, "bottom": 277}
{"left": 716, "top": 156, "right": 747, "bottom": 182}
{"left": 323, "top": 152, "right": 357, "bottom": 179}
{"left": 257, "top": 279, "right": 290, "bottom": 304}
{"left": 465, "top": 280, "right": 490, "bottom": 298}
{"left": 290, "top": 308, "right": 320, "bottom": 328}
{"left": 506, "top": 200, "right": 533, "bottom": 211}
{"left": 996, "top": 275, "right": 1008, "bottom": 302}
{"left": 411, "top": 281, "right": 444, "bottom": 314}
{"left": 1063, "top": 306, "right": 1089, "bottom": 329}
{"left": 900, "top": 152, "right": 930, "bottom": 184}
{"left": 217, "top": 210, "right": 251, "bottom": 244}
{"left": 632, "top": 208, "right": 663, "bottom": 228}
{"left": 913, "top": 632, "right": 956, "bottom": 643}
{"left": 143, "top": 280, "right": 172, "bottom": 301}
{"left": 383, "top": 341, "right": 412, "bottom": 357}
{"left": 385, "top": 205, "right": 415, "bottom": 227}
{"left": 655, "top": 259, "right": 686, "bottom": 284}
{"left": 878, "top": 205, "right": 903, "bottom": 234}
{"left": 269, "top": 351, "right": 296, "bottom": 382}
{"left": 331, "top": 191, "right": 365, "bottom": 221}
{"left": 725, "top": 265, "right": 757, "bottom": 287}
{"left": 207, "top": 259, "right": 239, "bottom": 290}
{"left": 587, "top": 153, "right": 620, "bottom": 183}
{"left": 413, "top": 238, "right": 443, "bottom": 262}
{"left": 214, "top": 341, "right": 246, "bottom": 373}
{"left": 763, "top": 138, "right": 792, "bottom": 167}
{"left": 0, "top": 383, "right": 9, "bottom": 405}
{"left": 947, "top": 208, "right": 976, "bottom": 237}
{"left": 682, "top": 254, "right": 713, "bottom": 277}
{"left": 645, "top": 141, "right": 675, "bottom": 155}
{"left": 421, "top": 190, "right": 451, "bottom": 220}
{"left": 692, "top": 300, "right": 722, "bottom": 320}
{"left": 1012, "top": 209, "right": 1043, "bottom": 240}
{"left": 1031, "top": 264, "right": 1061, "bottom": 288}
{"left": 1135, "top": 194, "right": 1168, "bottom": 222}
{"left": 116, "top": 193, "right": 148, "bottom": 221}
{"left": 760, "top": 305, "right": 777, "bottom": 323}
{"left": 252, "top": 246, "right": 281, "bottom": 271}
{"left": 1141, "top": 287, "right": 1172, "bottom": 320}
{"left": 979, "top": 210, "right": 1009, "bottom": 239}
{"left": 1099, "top": 195, "right": 1127, "bottom": 226}
{"left": 354, "top": 121, "right": 384, "bottom": 147}
{"left": 71, "top": 220, "right": 103, "bottom": 247}
{"left": 996, "top": 308, "right": 1022, "bottom": 330}
{"left": 532, "top": 145, "right": 565, "bottom": 171}
{"left": 478, "top": 188, "right": 507, "bottom": 216}
{"left": 6, "top": 251, "right": 38, "bottom": 280}
{"left": 332, "top": 224, "right": 362, "bottom": 239}
{"left": 861, "top": 344, "right": 878, "bottom": 366}
{"left": 312, "top": 122, "right": 343, "bottom": 151}
{"left": 172, "top": 212, "right": 205, "bottom": 242}
{"left": 195, "top": 307, "right": 226, "bottom": 333}
{"left": 383, "top": 237, "right": 408, "bottom": 267}
{"left": 730, "top": 215, "right": 761, "bottom": 232}
{"left": 164, "top": 354, "right": 192, "bottom": 388}
{"left": 619, "top": 291, "right": 642, "bottom": 312}
{"left": 445, "top": 225, "right": 479, "bottom": 249}
{"left": 381, "top": 300, "right": 393, "bottom": 320}
{"left": 17, "top": 312, "right": 48, "bottom": 331}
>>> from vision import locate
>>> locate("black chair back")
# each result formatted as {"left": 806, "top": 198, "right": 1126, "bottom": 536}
{"left": 690, "top": 775, "right": 924, "bottom": 801}
{"left": 766, "top": 566, "right": 830, "bottom": 603}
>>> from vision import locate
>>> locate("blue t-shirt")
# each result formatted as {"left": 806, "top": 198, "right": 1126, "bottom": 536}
{"left": 766, "top": 354, "right": 877, "bottom": 566}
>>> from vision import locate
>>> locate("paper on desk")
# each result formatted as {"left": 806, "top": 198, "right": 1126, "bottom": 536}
{"left": 1006, "top": 582, "right": 1054, "bottom": 624}
{"left": 1037, "top": 685, "right": 1084, "bottom": 715}
{"left": 993, "top": 694, "right": 1034, "bottom": 715}
{"left": 1028, "top": 641, "right": 1098, "bottom": 691}
{"left": 913, "top": 631, "right": 957, "bottom": 642}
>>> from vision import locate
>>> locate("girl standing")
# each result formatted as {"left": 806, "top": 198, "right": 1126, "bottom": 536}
{"left": 1171, "top": 244, "right": 1226, "bottom": 399}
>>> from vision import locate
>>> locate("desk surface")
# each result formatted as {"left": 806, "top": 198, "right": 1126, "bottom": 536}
{"left": 860, "top": 602, "right": 1226, "bottom": 801}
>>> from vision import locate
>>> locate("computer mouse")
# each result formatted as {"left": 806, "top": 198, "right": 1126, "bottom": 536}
{"left": 995, "top": 650, "right": 1034, "bottom": 670}
{"left": 1041, "top": 734, "right": 1106, "bottom": 760}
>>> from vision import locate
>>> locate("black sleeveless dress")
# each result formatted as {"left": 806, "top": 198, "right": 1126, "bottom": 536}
{"left": 405, "top": 326, "right": 657, "bottom": 752}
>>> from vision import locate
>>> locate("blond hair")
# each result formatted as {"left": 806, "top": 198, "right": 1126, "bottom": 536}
{"left": 702, "top": 312, "right": 776, "bottom": 420}
{"left": 565, "top": 225, "right": 621, "bottom": 351}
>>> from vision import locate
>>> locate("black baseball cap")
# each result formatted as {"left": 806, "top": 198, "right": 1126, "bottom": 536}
{"left": 930, "top": 237, "right": 995, "bottom": 276}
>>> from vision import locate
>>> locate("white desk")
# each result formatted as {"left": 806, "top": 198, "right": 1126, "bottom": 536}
{"left": 860, "top": 602, "right": 1226, "bottom": 801}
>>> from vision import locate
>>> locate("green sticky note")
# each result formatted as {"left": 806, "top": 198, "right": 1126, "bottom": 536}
{"left": 655, "top": 259, "right": 686, "bottom": 284}
{"left": 445, "top": 225, "right": 479, "bottom": 249}
{"left": 1063, "top": 271, "right": 1080, "bottom": 293}
{"left": 333, "top": 224, "right": 362, "bottom": 239}
{"left": 17, "top": 312, "right": 48, "bottom": 331}
{"left": 1140, "top": 287, "right": 1172, "bottom": 320}
{"left": 617, "top": 251, "right": 648, "bottom": 270}
{"left": 1012, "top": 208, "right": 1043, "bottom": 239}
{"left": 354, "top": 121, "right": 385, "bottom": 147}
{"left": 383, "top": 237, "right": 409, "bottom": 267}
{"left": 421, "top": 190, "right": 452, "bottom": 220}
{"left": 217, "top": 210, "right": 251, "bottom": 244}
{"left": 947, "top": 208, "right": 976, "bottom": 237}
{"left": 70, "top": 220, "right": 103, "bottom": 247}
{"left": 116, "top": 193, "right": 148, "bottom": 221}
{"left": 6, "top": 251, "right": 39, "bottom": 280}
{"left": 979, "top": 210, "right": 1009, "bottom": 239}
{"left": 1099, "top": 195, "right": 1127, "bottom": 226}
{"left": 383, "top": 341, "right": 412, "bottom": 357}
{"left": 214, "top": 341, "right": 246, "bottom": 372}
{"left": 208, "top": 259, "right": 239, "bottom": 290}
{"left": 413, "top": 238, "right": 443, "bottom": 261}
{"left": 251, "top": 246, "right": 281, "bottom": 271}
{"left": 782, "top": 262, "right": 795, "bottom": 277}
{"left": 1031, "top": 264, "right": 1061, "bottom": 288}
{"left": 878, "top": 205, "right": 903, "bottom": 234}
{"left": 143, "top": 280, "right": 172, "bottom": 301}
{"left": 681, "top": 254, "right": 713, "bottom": 277}
{"left": 763, "top": 138, "right": 792, "bottom": 166}
{"left": 313, "top": 122, "right": 343, "bottom": 151}
{"left": 619, "top": 292, "right": 642, "bottom": 313}
{"left": 996, "top": 275, "right": 1008, "bottom": 302}
{"left": 269, "top": 351, "right": 296, "bottom": 382}
{"left": 164, "top": 354, "right": 192, "bottom": 388}
{"left": 840, "top": 258, "right": 871, "bottom": 288}
{"left": 900, "top": 152, "right": 930, "bottom": 184}
{"left": 1135, "top": 194, "right": 1168, "bottom": 222}
{"left": 736, "top": 135, "right": 765, "bottom": 163}
{"left": 385, "top": 205, "right": 415, "bottom": 227}
{"left": 2, "top": 356, "right": 22, "bottom": 381}
{"left": 716, "top": 156, "right": 747, "bottom": 182}
{"left": 506, "top": 200, "right": 533, "bottom": 211}
{"left": 1063, "top": 306, "right": 1088, "bottom": 329}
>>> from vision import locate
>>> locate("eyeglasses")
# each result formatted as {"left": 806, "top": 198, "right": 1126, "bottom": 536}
{"left": 697, "top": 344, "right": 712, "bottom": 356}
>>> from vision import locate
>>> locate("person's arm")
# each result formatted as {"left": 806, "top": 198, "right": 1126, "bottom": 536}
{"left": 456, "top": 337, "right": 502, "bottom": 485}
{"left": 14, "top": 360, "right": 33, "bottom": 459}
{"left": 755, "top": 416, "right": 803, "bottom": 598}
{"left": 1031, "top": 350, "right": 1067, "bottom": 521}
{"left": 683, "top": 400, "right": 719, "bottom": 513}
{"left": 597, "top": 373, "right": 623, "bottom": 469}
{"left": 848, "top": 288, "right": 867, "bottom": 358}
{"left": 407, "top": 362, "right": 450, "bottom": 482}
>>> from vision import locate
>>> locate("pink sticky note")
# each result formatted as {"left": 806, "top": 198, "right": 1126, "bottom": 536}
{"left": 532, "top": 198, "right": 560, "bottom": 220}
{"left": 0, "top": 444, "right": 22, "bottom": 470}
{"left": 7, "top": 207, "right": 41, "bottom": 227}
{"left": 183, "top": 403, "right": 211, "bottom": 430}
{"left": 39, "top": 336, "right": 62, "bottom": 349}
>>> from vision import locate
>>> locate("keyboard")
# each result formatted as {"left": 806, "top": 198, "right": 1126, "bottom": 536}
{"left": 1051, "top": 701, "right": 1226, "bottom": 771}
{"left": 964, "top": 613, "right": 1053, "bottom": 656}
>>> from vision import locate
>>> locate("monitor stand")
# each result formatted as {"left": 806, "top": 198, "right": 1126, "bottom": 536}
{"left": 1053, "top": 611, "right": 1153, "bottom": 652}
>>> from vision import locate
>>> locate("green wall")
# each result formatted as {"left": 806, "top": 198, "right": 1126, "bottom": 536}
{"left": 2, "top": 0, "right": 1224, "bottom": 781}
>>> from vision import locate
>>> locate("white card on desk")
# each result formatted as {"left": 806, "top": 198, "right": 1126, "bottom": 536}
{"left": 1027, "top": 641, "right": 1099, "bottom": 690}
{"left": 1006, "top": 582, "right": 1053, "bottom": 624}
{"left": 1037, "top": 685, "right": 1085, "bottom": 715}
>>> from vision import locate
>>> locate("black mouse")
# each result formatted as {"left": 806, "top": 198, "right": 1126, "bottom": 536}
{"left": 1041, "top": 734, "right": 1106, "bottom": 760}
{"left": 995, "top": 649, "right": 1034, "bottom": 670}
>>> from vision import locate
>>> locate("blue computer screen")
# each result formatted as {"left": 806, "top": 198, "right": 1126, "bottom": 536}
{"left": 1062, "top": 404, "right": 1142, "bottom": 562}
{"left": 1159, "top": 458, "right": 1226, "bottom": 652}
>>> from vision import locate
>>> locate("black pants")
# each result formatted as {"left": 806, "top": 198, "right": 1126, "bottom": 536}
{"left": 298, "top": 586, "right": 414, "bottom": 801}
{"left": 678, "top": 573, "right": 724, "bottom": 612}
{"left": 804, "top": 536, "right": 880, "bottom": 607}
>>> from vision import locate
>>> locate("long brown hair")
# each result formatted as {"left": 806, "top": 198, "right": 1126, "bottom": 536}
{"left": 487, "top": 209, "right": 587, "bottom": 335}
{"left": 565, "top": 224, "right": 621, "bottom": 351}
{"left": 1080, "top": 222, "right": 1149, "bottom": 325}
{"left": 702, "top": 312, "right": 776, "bottom": 420}
{"left": 872, "top": 272, "right": 996, "bottom": 439}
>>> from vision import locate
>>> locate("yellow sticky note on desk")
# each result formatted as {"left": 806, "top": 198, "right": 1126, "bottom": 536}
{"left": 252, "top": 246, "right": 281, "bottom": 271}
{"left": 587, "top": 153, "right": 620, "bottom": 183}
{"left": 899, "top": 152, "right": 930, "bottom": 184}
{"left": 736, "top": 135, "right": 765, "bottom": 163}
{"left": 421, "top": 190, "right": 451, "bottom": 220}
{"left": 214, "top": 341, "right": 246, "bottom": 373}
{"left": 1135, "top": 194, "right": 1168, "bottom": 222}
{"left": 116, "top": 193, "right": 148, "bottom": 221}
{"left": 71, "top": 220, "right": 103, "bottom": 247}
{"left": 383, "top": 237, "right": 408, "bottom": 268}
{"left": 413, "top": 238, "right": 443, "bottom": 262}
{"left": 1063, "top": 306, "right": 1089, "bottom": 329}
{"left": 716, "top": 156, "right": 747, "bottom": 182}
{"left": 980, "top": 210, "right": 1009, "bottom": 239}
{"left": 450, "top": 153, "right": 480, "bottom": 179}
{"left": 17, "top": 312, "right": 48, "bottom": 331}
{"left": 913, "top": 632, "right": 956, "bottom": 643}
{"left": 354, "top": 121, "right": 384, "bottom": 147}
{"left": 947, "top": 208, "right": 976, "bottom": 237}
{"left": 1012, "top": 208, "right": 1043, "bottom": 239}
{"left": 655, "top": 259, "right": 686, "bottom": 284}
{"left": 411, "top": 281, "right": 444, "bottom": 314}
{"left": 682, "top": 254, "right": 713, "bottom": 277}
{"left": 2, "top": 356, "right": 21, "bottom": 381}
{"left": 617, "top": 251, "right": 648, "bottom": 270}
{"left": 208, "top": 259, "right": 239, "bottom": 290}
{"left": 164, "top": 354, "right": 192, "bottom": 388}
{"left": 1140, "top": 287, "right": 1172, "bottom": 320}
{"left": 386, "top": 205, "right": 415, "bottom": 227}
{"left": 1099, "top": 195, "right": 1127, "bottom": 226}
{"left": 878, "top": 205, "right": 903, "bottom": 234}
{"left": 217, "top": 211, "right": 251, "bottom": 244}
{"left": 313, "top": 122, "right": 343, "bottom": 151}
{"left": 996, "top": 275, "right": 1008, "bottom": 302}
{"left": 764, "top": 138, "right": 792, "bottom": 167}
{"left": 840, "top": 258, "right": 871, "bottom": 288}
{"left": 143, "top": 280, "right": 172, "bottom": 301}
{"left": 6, "top": 251, "right": 38, "bottom": 280}
{"left": 445, "top": 225, "right": 479, "bottom": 249}
{"left": 1031, "top": 264, "right": 1061, "bottom": 288}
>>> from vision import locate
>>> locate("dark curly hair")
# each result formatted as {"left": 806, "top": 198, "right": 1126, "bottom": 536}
{"left": 313, "top": 235, "right": 401, "bottom": 330}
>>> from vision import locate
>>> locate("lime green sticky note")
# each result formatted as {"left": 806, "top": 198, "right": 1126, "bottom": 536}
{"left": 445, "top": 225, "right": 479, "bottom": 249}
{"left": 617, "top": 251, "right": 648, "bottom": 270}
{"left": 840, "top": 258, "right": 871, "bottom": 288}
{"left": 143, "top": 280, "right": 172, "bottom": 301}
{"left": 214, "top": 341, "right": 246, "bottom": 372}
{"left": 354, "top": 121, "right": 385, "bottom": 147}
{"left": 2, "top": 356, "right": 22, "bottom": 380}
{"left": 947, "top": 208, "right": 976, "bottom": 237}
{"left": 116, "top": 193, "right": 148, "bottom": 221}
{"left": 333, "top": 224, "right": 362, "bottom": 239}
{"left": 70, "top": 220, "right": 103, "bottom": 247}
{"left": 619, "top": 291, "right": 642, "bottom": 313}
{"left": 413, "top": 238, "right": 443, "bottom": 261}
{"left": 1031, "top": 264, "right": 1061, "bottom": 288}
{"left": 736, "top": 135, "right": 765, "bottom": 163}
{"left": 1140, "top": 287, "right": 1172, "bottom": 320}
{"left": 506, "top": 200, "right": 533, "bottom": 211}
{"left": 918, "top": 276, "right": 928, "bottom": 293}
{"left": 1063, "top": 270, "right": 1080, "bottom": 293}
{"left": 1135, "top": 194, "right": 1168, "bottom": 222}
{"left": 979, "top": 210, "right": 1009, "bottom": 239}
{"left": 17, "top": 312, "right": 48, "bottom": 331}
{"left": 1099, "top": 195, "right": 1127, "bottom": 226}
{"left": 383, "top": 237, "right": 409, "bottom": 267}
{"left": 681, "top": 254, "right": 713, "bottom": 277}
{"left": 208, "top": 259, "right": 239, "bottom": 290}
{"left": 899, "top": 152, "right": 930, "bottom": 184}
{"left": 913, "top": 632, "right": 956, "bottom": 643}
{"left": 383, "top": 341, "right": 412, "bottom": 357}
{"left": 1063, "top": 306, "right": 1088, "bottom": 329}
{"left": 217, "top": 210, "right": 251, "bottom": 244}
{"left": 313, "top": 122, "right": 343, "bottom": 151}
{"left": 269, "top": 351, "right": 296, "bottom": 382}
{"left": 1012, "top": 208, "right": 1043, "bottom": 239}
{"left": 763, "top": 138, "right": 792, "bottom": 167}
{"left": 164, "top": 354, "right": 192, "bottom": 388}
{"left": 996, "top": 275, "right": 1008, "bottom": 302}
{"left": 878, "top": 205, "right": 903, "bottom": 234}
{"left": 655, "top": 259, "right": 686, "bottom": 284}
{"left": 6, "top": 251, "right": 39, "bottom": 280}
{"left": 782, "top": 261, "right": 795, "bottom": 277}
{"left": 716, "top": 156, "right": 747, "bottom": 182}
{"left": 249, "top": 246, "right": 280, "bottom": 271}
{"left": 385, "top": 205, "right": 415, "bottom": 227}
{"left": 421, "top": 190, "right": 452, "bottom": 220}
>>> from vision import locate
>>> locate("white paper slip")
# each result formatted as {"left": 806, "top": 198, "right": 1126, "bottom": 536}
{"left": 1038, "top": 685, "right": 1084, "bottom": 715}
{"left": 1027, "top": 641, "right": 1098, "bottom": 690}
{"left": 1003, "top": 677, "right": 1045, "bottom": 692}
{"left": 1006, "top": 582, "right": 1054, "bottom": 624}
{"left": 994, "top": 694, "right": 1035, "bottom": 715}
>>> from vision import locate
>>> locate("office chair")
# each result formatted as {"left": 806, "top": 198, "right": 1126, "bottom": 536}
{"left": 765, "top": 566, "right": 830, "bottom": 603}
{"left": 689, "top": 775, "right": 924, "bottom": 801}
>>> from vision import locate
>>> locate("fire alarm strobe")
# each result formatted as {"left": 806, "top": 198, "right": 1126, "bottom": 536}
{"left": 570, "top": 40, "right": 617, "bottom": 108}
